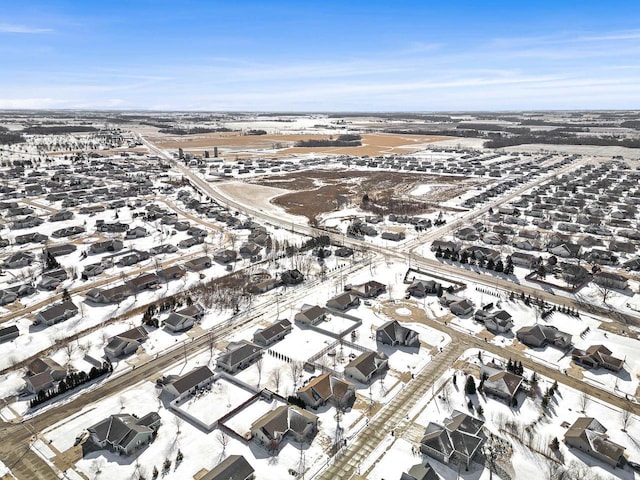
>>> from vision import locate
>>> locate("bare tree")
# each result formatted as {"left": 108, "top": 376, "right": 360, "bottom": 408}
{"left": 595, "top": 284, "right": 613, "bottom": 305}
{"left": 216, "top": 430, "right": 229, "bottom": 459}
{"left": 270, "top": 368, "right": 282, "bottom": 393}
{"left": 63, "top": 342, "right": 76, "bottom": 367}
{"left": 621, "top": 404, "right": 633, "bottom": 432}
{"left": 173, "top": 416, "right": 183, "bottom": 436}
{"left": 255, "top": 357, "right": 264, "bottom": 388}
{"left": 579, "top": 391, "right": 589, "bottom": 413}
{"left": 289, "top": 361, "right": 303, "bottom": 390}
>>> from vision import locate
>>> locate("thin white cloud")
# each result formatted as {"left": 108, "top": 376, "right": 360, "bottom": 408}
{"left": 0, "top": 23, "right": 53, "bottom": 34}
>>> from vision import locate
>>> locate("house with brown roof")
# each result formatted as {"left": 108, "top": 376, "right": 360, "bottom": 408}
{"left": 326, "top": 292, "right": 360, "bottom": 311}
{"left": 297, "top": 373, "right": 355, "bottom": 409}
{"left": 480, "top": 365, "right": 523, "bottom": 403}
{"left": 571, "top": 345, "right": 624, "bottom": 372}
{"left": 564, "top": 417, "right": 625, "bottom": 467}
{"left": 294, "top": 304, "right": 327, "bottom": 325}
{"left": 350, "top": 280, "right": 386, "bottom": 298}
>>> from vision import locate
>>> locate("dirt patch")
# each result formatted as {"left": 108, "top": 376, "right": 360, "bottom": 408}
{"left": 249, "top": 169, "right": 481, "bottom": 223}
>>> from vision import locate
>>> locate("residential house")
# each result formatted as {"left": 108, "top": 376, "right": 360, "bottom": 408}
{"left": 281, "top": 269, "right": 304, "bottom": 285}
{"left": 184, "top": 256, "right": 212, "bottom": 271}
{"left": 125, "top": 226, "right": 147, "bottom": 239}
{"left": 464, "top": 246, "right": 501, "bottom": 263}
{"left": 586, "top": 249, "right": 618, "bottom": 266}
{"left": 213, "top": 249, "right": 237, "bottom": 264}
{"left": 149, "top": 244, "right": 178, "bottom": 255}
{"left": 420, "top": 410, "right": 484, "bottom": 470}
{"left": 348, "top": 280, "right": 386, "bottom": 299}
{"left": 157, "top": 265, "right": 186, "bottom": 281}
{"left": 609, "top": 240, "right": 636, "bottom": 254}
{"left": 86, "top": 285, "right": 132, "bottom": 304}
{"left": 334, "top": 246, "right": 354, "bottom": 257}
{"left": 117, "top": 251, "right": 149, "bottom": 267}
{"left": 294, "top": 304, "right": 327, "bottom": 325}
{"left": 46, "top": 244, "right": 77, "bottom": 257}
{"left": 126, "top": 273, "right": 160, "bottom": 292}
{"left": 344, "top": 351, "right": 388, "bottom": 383}
{"left": 571, "top": 345, "right": 624, "bottom": 372}
{"left": 200, "top": 455, "right": 255, "bottom": 480}
{"left": 431, "top": 240, "right": 461, "bottom": 254}
{"left": 450, "top": 299, "right": 474, "bottom": 316}
{"left": 25, "top": 357, "right": 67, "bottom": 394}
{"left": 480, "top": 365, "right": 523, "bottom": 402}
{"left": 548, "top": 242, "right": 582, "bottom": 258}
{"left": 0, "top": 290, "right": 18, "bottom": 306}
{"left": 104, "top": 326, "right": 148, "bottom": 358}
{"left": 381, "top": 231, "right": 405, "bottom": 241}
{"left": 326, "top": 292, "right": 360, "bottom": 311}
{"left": 517, "top": 325, "right": 572, "bottom": 349}
{"left": 217, "top": 341, "right": 262, "bottom": 373}
{"left": 439, "top": 292, "right": 465, "bottom": 307}
{"left": 253, "top": 319, "right": 292, "bottom": 346}
{"left": 163, "top": 312, "right": 195, "bottom": 333}
{"left": 38, "top": 269, "right": 68, "bottom": 290}
{"left": 2, "top": 251, "right": 34, "bottom": 269}
{"left": 34, "top": 301, "right": 79, "bottom": 327}
{"left": 90, "top": 239, "right": 124, "bottom": 254}
{"left": 15, "top": 232, "right": 48, "bottom": 245}
{"left": 82, "top": 263, "right": 106, "bottom": 279}
{"left": 175, "top": 303, "right": 206, "bottom": 322}
{"left": 564, "top": 418, "right": 625, "bottom": 467}
{"left": 52, "top": 225, "right": 85, "bottom": 238}
{"left": 49, "top": 210, "right": 73, "bottom": 222}
{"left": 561, "top": 263, "right": 591, "bottom": 287}
{"left": 297, "top": 373, "right": 355, "bottom": 409}
{"left": 240, "top": 242, "right": 262, "bottom": 257}
{"left": 480, "top": 310, "right": 514, "bottom": 333}
{"left": 455, "top": 227, "right": 480, "bottom": 241}
{"left": 164, "top": 366, "right": 216, "bottom": 402}
{"left": 400, "top": 462, "right": 440, "bottom": 480}
{"left": 86, "top": 412, "right": 161, "bottom": 456}
{"left": 406, "top": 279, "right": 441, "bottom": 298}
{"left": 376, "top": 320, "right": 420, "bottom": 348}
{"left": 593, "top": 272, "right": 628, "bottom": 290}
{"left": 250, "top": 405, "right": 318, "bottom": 450}
{"left": 10, "top": 216, "right": 43, "bottom": 230}
{"left": 0, "top": 325, "right": 19, "bottom": 344}
{"left": 178, "top": 236, "right": 203, "bottom": 249}
{"left": 96, "top": 222, "right": 128, "bottom": 233}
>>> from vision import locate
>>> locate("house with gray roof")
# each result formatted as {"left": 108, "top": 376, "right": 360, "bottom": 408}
{"left": 25, "top": 357, "right": 66, "bottom": 394}
{"left": 2, "top": 251, "right": 34, "bottom": 269}
{"left": 253, "top": 319, "right": 292, "bottom": 346}
{"left": 564, "top": 417, "right": 625, "bottom": 467}
{"left": 163, "top": 312, "right": 195, "bottom": 333}
{"left": 86, "top": 285, "right": 132, "bottom": 304}
{"left": 184, "top": 255, "right": 212, "bottom": 271}
{"left": 217, "top": 341, "right": 262, "bottom": 373}
{"left": 104, "top": 326, "right": 148, "bottom": 358}
{"left": 0, "top": 325, "right": 19, "bottom": 344}
{"left": 164, "top": 366, "right": 216, "bottom": 401}
{"left": 376, "top": 320, "right": 420, "bottom": 348}
{"left": 593, "top": 271, "right": 628, "bottom": 290}
{"left": 86, "top": 412, "right": 161, "bottom": 456}
{"left": 126, "top": 273, "right": 159, "bottom": 292}
{"left": 200, "top": 455, "right": 255, "bottom": 480}
{"left": 401, "top": 462, "right": 440, "bottom": 480}
{"left": 420, "top": 410, "right": 484, "bottom": 470}
{"left": 90, "top": 239, "right": 124, "bottom": 254}
{"left": 517, "top": 325, "right": 572, "bottom": 349}
{"left": 34, "top": 301, "right": 78, "bottom": 327}
{"left": 326, "top": 292, "right": 360, "bottom": 311}
{"left": 250, "top": 405, "right": 318, "bottom": 451}
{"left": 344, "top": 351, "right": 388, "bottom": 384}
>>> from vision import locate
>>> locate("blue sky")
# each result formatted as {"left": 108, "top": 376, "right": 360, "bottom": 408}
{"left": 2, "top": 1, "right": 640, "bottom": 111}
